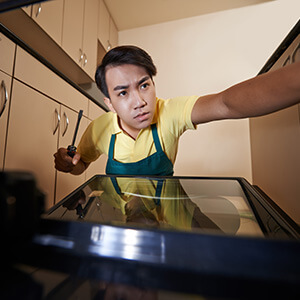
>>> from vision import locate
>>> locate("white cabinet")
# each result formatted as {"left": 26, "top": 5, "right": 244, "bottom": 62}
{"left": 62, "top": 0, "right": 99, "bottom": 80}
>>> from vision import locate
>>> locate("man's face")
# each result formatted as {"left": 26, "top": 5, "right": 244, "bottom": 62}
{"left": 104, "top": 64, "right": 157, "bottom": 139}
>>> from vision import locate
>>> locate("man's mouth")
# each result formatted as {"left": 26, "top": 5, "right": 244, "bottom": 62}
{"left": 134, "top": 112, "right": 150, "bottom": 122}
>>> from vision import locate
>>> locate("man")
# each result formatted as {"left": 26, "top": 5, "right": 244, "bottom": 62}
{"left": 54, "top": 45, "right": 300, "bottom": 176}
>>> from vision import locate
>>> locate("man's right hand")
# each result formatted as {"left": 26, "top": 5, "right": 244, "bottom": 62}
{"left": 54, "top": 147, "right": 81, "bottom": 173}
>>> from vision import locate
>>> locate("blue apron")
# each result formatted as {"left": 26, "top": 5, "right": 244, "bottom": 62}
{"left": 106, "top": 124, "right": 174, "bottom": 176}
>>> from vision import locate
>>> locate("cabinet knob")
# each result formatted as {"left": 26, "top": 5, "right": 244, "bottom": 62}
{"left": 0, "top": 80, "right": 8, "bottom": 118}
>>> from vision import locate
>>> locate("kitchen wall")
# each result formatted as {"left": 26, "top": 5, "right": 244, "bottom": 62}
{"left": 119, "top": 0, "right": 300, "bottom": 182}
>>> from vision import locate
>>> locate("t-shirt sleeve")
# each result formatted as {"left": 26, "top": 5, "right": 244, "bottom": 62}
{"left": 77, "top": 121, "right": 101, "bottom": 164}
{"left": 160, "top": 95, "right": 199, "bottom": 137}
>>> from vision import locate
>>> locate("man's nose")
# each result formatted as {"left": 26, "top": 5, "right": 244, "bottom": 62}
{"left": 133, "top": 91, "right": 146, "bottom": 109}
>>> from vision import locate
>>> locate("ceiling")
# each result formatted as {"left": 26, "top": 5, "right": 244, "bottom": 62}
{"left": 104, "top": 0, "right": 274, "bottom": 31}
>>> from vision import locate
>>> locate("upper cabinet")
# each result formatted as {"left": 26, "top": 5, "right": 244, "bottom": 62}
{"left": 0, "top": 0, "right": 118, "bottom": 84}
{"left": 31, "top": 0, "right": 64, "bottom": 46}
{"left": 62, "top": 0, "right": 99, "bottom": 80}
{"left": 98, "top": 0, "right": 118, "bottom": 51}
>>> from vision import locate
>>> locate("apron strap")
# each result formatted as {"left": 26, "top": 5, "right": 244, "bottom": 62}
{"left": 151, "top": 124, "right": 163, "bottom": 152}
{"left": 108, "top": 134, "right": 116, "bottom": 159}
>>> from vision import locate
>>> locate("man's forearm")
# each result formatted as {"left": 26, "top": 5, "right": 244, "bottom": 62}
{"left": 222, "top": 61, "right": 300, "bottom": 119}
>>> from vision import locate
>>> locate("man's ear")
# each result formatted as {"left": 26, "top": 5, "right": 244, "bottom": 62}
{"left": 104, "top": 97, "right": 116, "bottom": 113}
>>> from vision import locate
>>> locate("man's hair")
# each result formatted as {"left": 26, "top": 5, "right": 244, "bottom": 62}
{"left": 95, "top": 45, "right": 157, "bottom": 98}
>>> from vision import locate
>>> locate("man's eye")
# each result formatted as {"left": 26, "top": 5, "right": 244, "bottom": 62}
{"left": 118, "top": 91, "right": 127, "bottom": 96}
{"left": 141, "top": 83, "right": 149, "bottom": 89}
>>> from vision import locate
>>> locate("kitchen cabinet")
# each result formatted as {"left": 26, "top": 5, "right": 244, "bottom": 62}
{"left": 0, "top": 72, "right": 11, "bottom": 170}
{"left": 98, "top": 0, "right": 109, "bottom": 50}
{"left": 98, "top": 0, "right": 118, "bottom": 51}
{"left": 31, "top": 0, "right": 64, "bottom": 46}
{"left": 0, "top": 32, "right": 16, "bottom": 75}
{"left": 0, "top": 33, "right": 15, "bottom": 170}
{"left": 109, "top": 17, "right": 118, "bottom": 49}
{"left": 62, "top": 0, "right": 98, "bottom": 80}
{"left": 4, "top": 80, "right": 60, "bottom": 209}
{"left": 21, "top": 5, "right": 32, "bottom": 16}
{"left": 14, "top": 46, "right": 88, "bottom": 114}
{"left": 55, "top": 106, "right": 88, "bottom": 203}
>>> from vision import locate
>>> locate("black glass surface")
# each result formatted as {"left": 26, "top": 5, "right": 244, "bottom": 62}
{"left": 47, "top": 176, "right": 267, "bottom": 237}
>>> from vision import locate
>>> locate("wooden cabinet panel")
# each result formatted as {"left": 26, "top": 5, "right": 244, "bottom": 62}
{"left": 82, "top": 0, "right": 99, "bottom": 79}
{"left": 55, "top": 106, "right": 88, "bottom": 203}
{"left": 98, "top": 0, "right": 110, "bottom": 50}
{"left": 0, "top": 71, "right": 12, "bottom": 170}
{"left": 4, "top": 80, "right": 60, "bottom": 208}
{"left": 14, "top": 46, "right": 88, "bottom": 115}
{"left": 88, "top": 99, "right": 105, "bottom": 121}
{"left": 21, "top": 5, "right": 32, "bottom": 16}
{"left": 62, "top": 0, "right": 85, "bottom": 67}
{"left": 0, "top": 33, "right": 16, "bottom": 76}
{"left": 31, "top": 0, "right": 64, "bottom": 46}
{"left": 109, "top": 18, "right": 118, "bottom": 48}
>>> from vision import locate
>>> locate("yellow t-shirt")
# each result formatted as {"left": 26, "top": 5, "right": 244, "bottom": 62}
{"left": 77, "top": 96, "right": 198, "bottom": 164}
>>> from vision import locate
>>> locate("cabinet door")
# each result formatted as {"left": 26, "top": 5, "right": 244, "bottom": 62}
{"left": 55, "top": 106, "right": 88, "bottom": 203}
{"left": 109, "top": 17, "right": 118, "bottom": 48}
{"left": 31, "top": 0, "right": 64, "bottom": 45}
{"left": 98, "top": 0, "right": 110, "bottom": 51}
{"left": 4, "top": 80, "right": 60, "bottom": 209}
{"left": 82, "top": 0, "right": 99, "bottom": 79}
{"left": 0, "top": 72, "right": 12, "bottom": 170}
{"left": 0, "top": 33, "right": 16, "bottom": 75}
{"left": 62, "top": 0, "right": 85, "bottom": 67}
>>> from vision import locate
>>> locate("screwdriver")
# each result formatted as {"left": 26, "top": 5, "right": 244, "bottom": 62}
{"left": 67, "top": 110, "right": 83, "bottom": 157}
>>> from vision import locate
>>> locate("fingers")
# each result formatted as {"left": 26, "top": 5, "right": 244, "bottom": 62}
{"left": 72, "top": 152, "right": 81, "bottom": 165}
{"left": 54, "top": 148, "right": 79, "bottom": 172}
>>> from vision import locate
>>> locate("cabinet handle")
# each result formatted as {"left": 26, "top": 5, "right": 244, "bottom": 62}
{"left": 107, "top": 41, "right": 111, "bottom": 51}
{"left": 53, "top": 108, "right": 60, "bottom": 135}
{"left": 62, "top": 112, "right": 69, "bottom": 137}
{"left": 0, "top": 80, "right": 8, "bottom": 118}
{"left": 36, "top": 4, "right": 42, "bottom": 18}
{"left": 83, "top": 53, "right": 88, "bottom": 66}
{"left": 79, "top": 48, "right": 84, "bottom": 63}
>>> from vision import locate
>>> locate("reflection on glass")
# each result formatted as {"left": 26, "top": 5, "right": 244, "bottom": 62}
{"left": 47, "top": 176, "right": 263, "bottom": 237}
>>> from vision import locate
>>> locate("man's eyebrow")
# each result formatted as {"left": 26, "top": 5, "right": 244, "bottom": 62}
{"left": 113, "top": 76, "right": 150, "bottom": 91}
{"left": 138, "top": 76, "right": 150, "bottom": 85}
{"left": 113, "top": 84, "right": 129, "bottom": 91}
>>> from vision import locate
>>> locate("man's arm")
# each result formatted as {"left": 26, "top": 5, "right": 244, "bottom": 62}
{"left": 191, "top": 61, "right": 300, "bottom": 125}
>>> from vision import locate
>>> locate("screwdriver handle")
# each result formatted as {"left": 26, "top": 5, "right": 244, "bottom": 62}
{"left": 67, "top": 145, "right": 77, "bottom": 158}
